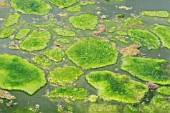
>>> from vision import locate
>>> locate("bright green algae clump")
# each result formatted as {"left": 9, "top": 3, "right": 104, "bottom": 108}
{"left": 48, "top": 66, "right": 84, "bottom": 86}
{"left": 123, "top": 105, "right": 153, "bottom": 113}
{"left": 69, "top": 14, "right": 98, "bottom": 30}
{"left": 48, "top": 0, "right": 79, "bottom": 8}
{"left": 86, "top": 71, "right": 148, "bottom": 103}
{"left": 0, "top": 54, "right": 46, "bottom": 95}
{"left": 157, "top": 87, "right": 170, "bottom": 96}
{"left": 67, "top": 5, "right": 81, "bottom": 12}
{"left": 32, "top": 55, "right": 53, "bottom": 67}
{"left": 44, "top": 48, "right": 64, "bottom": 62}
{"left": 88, "top": 104, "right": 119, "bottom": 113}
{"left": 3, "top": 13, "right": 21, "bottom": 27}
{"left": 15, "top": 29, "right": 31, "bottom": 40}
{"left": 151, "top": 24, "right": 170, "bottom": 49}
{"left": 121, "top": 57, "right": 170, "bottom": 85}
{"left": 10, "top": 0, "right": 52, "bottom": 15}
{"left": 54, "top": 26, "right": 76, "bottom": 37}
{"left": 141, "top": 11, "right": 169, "bottom": 18}
{"left": 128, "top": 29, "right": 160, "bottom": 49}
{"left": 0, "top": 28, "right": 15, "bottom": 39}
{"left": 66, "top": 37, "right": 118, "bottom": 69}
{"left": 48, "top": 87, "right": 87, "bottom": 101}
{"left": 20, "top": 30, "right": 51, "bottom": 52}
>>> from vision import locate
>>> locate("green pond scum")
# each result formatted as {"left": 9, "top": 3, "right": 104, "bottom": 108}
{"left": 1, "top": 0, "right": 170, "bottom": 113}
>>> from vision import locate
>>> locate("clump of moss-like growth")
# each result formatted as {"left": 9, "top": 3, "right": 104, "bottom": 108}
{"left": 88, "top": 104, "right": 119, "bottom": 113}
{"left": 3, "top": 13, "right": 21, "bottom": 27}
{"left": 15, "top": 29, "right": 31, "bottom": 40}
{"left": 10, "top": 0, "right": 52, "bottom": 15}
{"left": 151, "top": 24, "right": 170, "bottom": 49}
{"left": 48, "top": 0, "right": 79, "bottom": 8}
{"left": 123, "top": 17, "right": 144, "bottom": 28}
{"left": 69, "top": 14, "right": 98, "bottom": 30}
{"left": 20, "top": 30, "right": 51, "bottom": 52}
{"left": 86, "top": 71, "right": 148, "bottom": 103}
{"left": 157, "top": 87, "right": 170, "bottom": 96}
{"left": 48, "top": 87, "right": 87, "bottom": 101}
{"left": 44, "top": 48, "right": 64, "bottom": 62}
{"left": 0, "top": 28, "right": 15, "bottom": 39}
{"left": 150, "top": 95, "right": 170, "bottom": 113}
{"left": 67, "top": 5, "right": 81, "bottom": 12}
{"left": 48, "top": 66, "right": 83, "bottom": 86}
{"left": 123, "top": 105, "right": 153, "bottom": 113}
{"left": 0, "top": 54, "right": 46, "bottom": 95}
{"left": 128, "top": 29, "right": 160, "bottom": 49}
{"left": 88, "top": 95, "right": 98, "bottom": 102}
{"left": 54, "top": 26, "right": 76, "bottom": 37}
{"left": 121, "top": 57, "right": 170, "bottom": 85}
{"left": 66, "top": 37, "right": 118, "bottom": 69}
{"left": 32, "top": 55, "right": 53, "bottom": 67}
{"left": 141, "top": 11, "right": 169, "bottom": 18}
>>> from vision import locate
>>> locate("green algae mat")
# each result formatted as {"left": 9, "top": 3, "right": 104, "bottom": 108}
{"left": 0, "top": 0, "right": 170, "bottom": 113}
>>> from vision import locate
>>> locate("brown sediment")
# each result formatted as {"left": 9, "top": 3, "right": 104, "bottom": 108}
{"left": 93, "top": 24, "right": 107, "bottom": 36}
{"left": 0, "top": 89, "right": 16, "bottom": 100}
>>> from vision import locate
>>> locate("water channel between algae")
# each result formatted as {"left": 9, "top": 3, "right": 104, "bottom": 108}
{"left": 0, "top": 0, "right": 170, "bottom": 113}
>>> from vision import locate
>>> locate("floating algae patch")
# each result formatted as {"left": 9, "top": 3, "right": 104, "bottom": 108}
{"left": 121, "top": 57, "right": 170, "bottom": 85}
{"left": 88, "top": 95, "right": 98, "bottom": 103}
{"left": 128, "top": 29, "right": 160, "bottom": 49}
{"left": 32, "top": 55, "right": 53, "bottom": 67}
{"left": 141, "top": 11, "right": 169, "bottom": 18}
{"left": 66, "top": 5, "right": 81, "bottom": 12}
{"left": 123, "top": 105, "right": 153, "bottom": 113}
{"left": 69, "top": 14, "right": 98, "bottom": 30}
{"left": 3, "top": 13, "right": 20, "bottom": 27}
{"left": 48, "top": 0, "right": 79, "bottom": 8}
{"left": 10, "top": 0, "right": 52, "bottom": 15}
{"left": 44, "top": 48, "right": 64, "bottom": 62}
{"left": 88, "top": 104, "right": 119, "bottom": 113}
{"left": 54, "top": 26, "right": 76, "bottom": 37}
{"left": 150, "top": 95, "right": 170, "bottom": 113}
{"left": 157, "top": 87, "right": 170, "bottom": 96}
{"left": 150, "top": 24, "right": 170, "bottom": 49}
{"left": 48, "top": 87, "right": 87, "bottom": 101}
{"left": 86, "top": 71, "right": 148, "bottom": 103}
{"left": 66, "top": 37, "right": 118, "bottom": 69}
{"left": 20, "top": 30, "right": 51, "bottom": 52}
{"left": 48, "top": 66, "right": 84, "bottom": 86}
{"left": 123, "top": 17, "right": 144, "bottom": 28}
{"left": 15, "top": 29, "right": 31, "bottom": 40}
{"left": 0, "top": 28, "right": 15, "bottom": 39}
{"left": 0, "top": 54, "right": 46, "bottom": 95}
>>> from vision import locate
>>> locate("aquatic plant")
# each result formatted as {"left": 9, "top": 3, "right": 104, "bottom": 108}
{"left": 0, "top": 54, "right": 46, "bottom": 95}
{"left": 151, "top": 24, "right": 170, "bottom": 49}
{"left": 0, "top": 28, "right": 15, "bottom": 39}
{"left": 54, "top": 26, "right": 76, "bottom": 37}
{"left": 157, "top": 87, "right": 170, "bottom": 96}
{"left": 48, "top": 87, "right": 87, "bottom": 101}
{"left": 10, "top": 0, "right": 52, "bottom": 15}
{"left": 141, "top": 11, "right": 169, "bottom": 18}
{"left": 86, "top": 71, "right": 148, "bottom": 103}
{"left": 48, "top": 66, "right": 84, "bottom": 86}
{"left": 48, "top": 0, "right": 79, "bottom": 8}
{"left": 66, "top": 37, "right": 118, "bottom": 69}
{"left": 128, "top": 29, "right": 160, "bottom": 49}
{"left": 88, "top": 95, "right": 98, "bottom": 102}
{"left": 67, "top": 5, "right": 81, "bottom": 12}
{"left": 123, "top": 105, "right": 153, "bottom": 113}
{"left": 3, "top": 13, "right": 20, "bottom": 27}
{"left": 121, "top": 57, "right": 170, "bottom": 85}
{"left": 69, "top": 14, "right": 98, "bottom": 30}
{"left": 123, "top": 17, "right": 144, "bottom": 28}
{"left": 20, "top": 30, "right": 51, "bottom": 52}
{"left": 15, "top": 29, "right": 31, "bottom": 40}
{"left": 32, "top": 55, "right": 53, "bottom": 67}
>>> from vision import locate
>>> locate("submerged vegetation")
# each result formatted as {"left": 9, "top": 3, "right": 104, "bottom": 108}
{"left": 3, "top": 13, "right": 20, "bottom": 27}
{"left": 0, "top": 28, "right": 15, "bottom": 39}
{"left": 48, "top": 0, "right": 79, "bottom": 8}
{"left": 141, "top": 11, "right": 169, "bottom": 17}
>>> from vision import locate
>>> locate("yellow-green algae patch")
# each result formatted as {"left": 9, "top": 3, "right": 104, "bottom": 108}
{"left": 0, "top": 28, "right": 15, "bottom": 39}
{"left": 15, "top": 29, "right": 31, "bottom": 40}
{"left": 86, "top": 71, "right": 148, "bottom": 103}
{"left": 10, "top": 0, "right": 52, "bottom": 15}
{"left": 20, "top": 30, "right": 51, "bottom": 52}
{"left": 44, "top": 48, "right": 64, "bottom": 62}
{"left": 32, "top": 55, "right": 53, "bottom": 67}
{"left": 123, "top": 105, "right": 153, "bottom": 113}
{"left": 66, "top": 5, "right": 81, "bottom": 12}
{"left": 121, "top": 57, "right": 170, "bottom": 85}
{"left": 88, "top": 104, "right": 119, "bottom": 113}
{"left": 54, "top": 26, "right": 76, "bottom": 37}
{"left": 0, "top": 54, "right": 46, "bottom": 95}
{"left": 150, "top": 24, "right": 170, "bottom": 49}
{"left": 66, "top": 37, "right": 118, "bottom": 69}
{"left": 48, "top": 87, "right": 87, "bottom": 101}
{"left": 157, "top": 87, "right": 170, "bottom": 96}
{"left": 48, "top": 0, "right": 79, "bottom": 8}
{"left": 128, "top": 29, "right": 160, "bottom": 49}
{"left": 3, "top": 13, "right": 21, "bottom": 27}
{"left": 69, "top": 14, "right": 98, "bottom": 30}
{"left": 48, "top": 66, "right": 83, "bottom": 86}
{"left": 141, "top": 11, "right": 169, "bottom": 18}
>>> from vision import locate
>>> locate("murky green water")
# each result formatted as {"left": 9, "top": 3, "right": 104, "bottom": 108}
{"left": 0, "top": 0, "right": 170, "bottom": 113}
